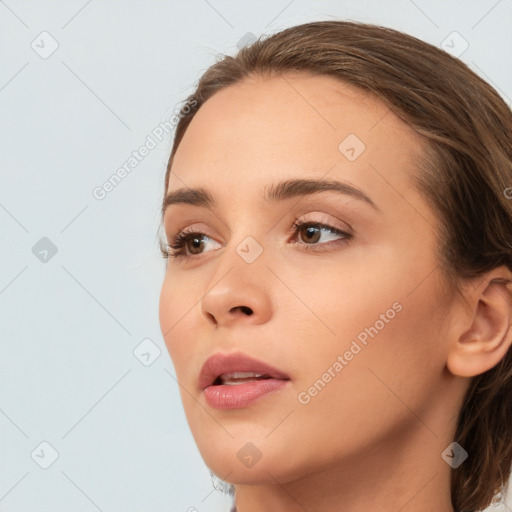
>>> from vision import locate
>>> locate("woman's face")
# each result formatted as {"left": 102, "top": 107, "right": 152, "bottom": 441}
{"left": 159, "top": 73, "right": 461, "bottom": 485}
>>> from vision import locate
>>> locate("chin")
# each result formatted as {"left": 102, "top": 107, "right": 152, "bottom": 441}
{"left": 195, "top": 435, "right": 307, "bottom": 486}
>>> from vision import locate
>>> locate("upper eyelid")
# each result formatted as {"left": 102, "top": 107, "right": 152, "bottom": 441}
{"left": 165, "top": 210, "right": 352, "bottom": 237}
{"left": 293, "top": 212, "right": 352, "bottom": 232}
{"left": 166, "top": 221, "right": 346, "bottom": 245}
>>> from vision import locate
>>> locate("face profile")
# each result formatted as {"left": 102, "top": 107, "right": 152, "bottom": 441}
{"left": 158, "top": 20, "right": 512, "bottom": 512}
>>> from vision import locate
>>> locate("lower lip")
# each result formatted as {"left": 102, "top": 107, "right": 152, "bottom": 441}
{"left": 203, "top": 379, "right": 290, "bottom": 410}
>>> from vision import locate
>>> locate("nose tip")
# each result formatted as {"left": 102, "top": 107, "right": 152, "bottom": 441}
{"left": 200, "top": 254, "right": 272, "bottom": 327}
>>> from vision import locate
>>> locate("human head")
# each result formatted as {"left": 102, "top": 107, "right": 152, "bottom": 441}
{"left": 159, "top": 20, "right": 512, "bottom": 511}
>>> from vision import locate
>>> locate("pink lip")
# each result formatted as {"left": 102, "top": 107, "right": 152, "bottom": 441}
{"left": 199, "top": 351, "right": 291, "bottom": 410}
{"left": 203, "top": 379, "right": 290, "bottom": 410}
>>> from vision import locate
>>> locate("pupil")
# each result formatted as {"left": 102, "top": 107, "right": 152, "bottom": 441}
{"left": 189, "top": 236, "right": 204, "bottom": 253}
{"left": 304, "top": 226, "right": 320, "bottom": 243}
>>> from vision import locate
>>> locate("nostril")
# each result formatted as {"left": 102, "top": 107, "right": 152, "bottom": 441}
{"left": 233, "top": 306, "right": 253, "bottom": 315}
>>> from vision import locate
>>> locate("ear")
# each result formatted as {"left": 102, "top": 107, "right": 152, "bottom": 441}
{"left": 446, "top": 267, "right": 512, "bottom": 378}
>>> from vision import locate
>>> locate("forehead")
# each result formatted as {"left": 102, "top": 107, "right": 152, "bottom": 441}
{"left": 174, "top": 73, "right": 392, "bottom": 163}
{"left": 166, "top": 72, "right": 430, "bottom": 222}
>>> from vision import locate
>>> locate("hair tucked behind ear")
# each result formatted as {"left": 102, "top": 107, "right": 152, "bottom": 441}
{"left": 162, "top": 20, "right": 512, "bottom": 512}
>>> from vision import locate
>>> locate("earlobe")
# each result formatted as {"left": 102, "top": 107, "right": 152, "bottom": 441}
{"left": 446, "top": 269, "right": 512, "bottom": 378}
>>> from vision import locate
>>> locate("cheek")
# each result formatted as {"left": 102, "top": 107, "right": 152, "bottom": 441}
{"left": 158, "top": 273, "right": 198, "bottom": 371}
{"left": 298, "top": 259, "right": 445, "bottom": 405}
{"left": 263, "top": 268, "right": 447, "bottom": 471}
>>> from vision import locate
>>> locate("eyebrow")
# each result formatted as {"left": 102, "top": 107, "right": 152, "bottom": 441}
{"left": 162, "top": 178, "right": 381, "bottom": 216}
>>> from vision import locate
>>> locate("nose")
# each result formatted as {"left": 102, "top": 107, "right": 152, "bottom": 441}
{"left": 200, "top": 260, "right": 273, "bottom": 328}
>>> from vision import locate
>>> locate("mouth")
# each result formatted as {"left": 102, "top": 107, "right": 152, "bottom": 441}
{"left": 211, "top": 371, "right": 275, "bottom": 386}
{"left": 199, "top": 351, "right": 290, "bottom": 389}
{"left": 199, "top": 352, "right": 291, "bottom": 409}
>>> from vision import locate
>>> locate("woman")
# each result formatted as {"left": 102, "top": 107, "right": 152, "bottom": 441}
{"left": 158, "top": 20, "right": 512, "bottom": 512}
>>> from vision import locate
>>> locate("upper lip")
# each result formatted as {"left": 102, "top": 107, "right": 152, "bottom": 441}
{"left": 199, "top": 351, "right": 290, "bottom": 390}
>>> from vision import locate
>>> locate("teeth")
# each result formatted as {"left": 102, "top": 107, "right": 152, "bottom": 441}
{"left": 219, "top": 372, "right": 269, "bottom": 385}
{"left": 224, "top": 372, "right": 265, "bottom": 379}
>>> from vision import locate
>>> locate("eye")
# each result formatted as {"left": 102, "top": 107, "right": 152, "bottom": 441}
{"left": 289, "top": 219, "right": 353, "bottom": 251}
{"left": 164, "top": 226, "right": 221, "bottom": 260}
{"left": 163, "top": 218, "right": 353, "bottom": 260}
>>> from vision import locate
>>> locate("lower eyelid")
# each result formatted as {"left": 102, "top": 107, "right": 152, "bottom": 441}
{"left": 292, "top": 231, "right": 353, "bottom": 250}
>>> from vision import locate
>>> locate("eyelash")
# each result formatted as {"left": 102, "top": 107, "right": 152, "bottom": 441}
{"left": 163, "top": 219, "right": 353, "bottom": 260}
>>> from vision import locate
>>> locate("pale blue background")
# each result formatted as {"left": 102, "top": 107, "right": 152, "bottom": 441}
{"left": 1, "top": 1, "right": 511, "bottom": 511}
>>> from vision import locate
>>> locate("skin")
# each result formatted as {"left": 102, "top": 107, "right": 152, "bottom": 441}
{"left": 158, "top": 72, "right": 512, "bottom": 512}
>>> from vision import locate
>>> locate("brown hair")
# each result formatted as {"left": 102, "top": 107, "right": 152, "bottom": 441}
{"left": 160, "top": 20, "right": 512, "bottom": 512}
